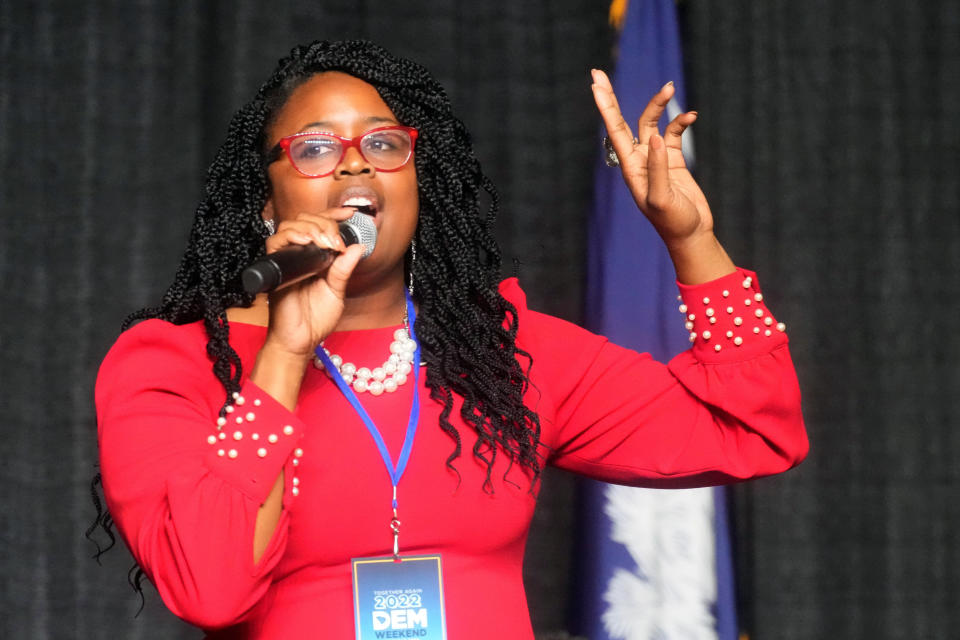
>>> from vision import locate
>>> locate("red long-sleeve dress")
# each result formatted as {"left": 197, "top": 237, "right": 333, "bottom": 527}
{"left": 95, "top": 269, "right": 807, "bottom": 638}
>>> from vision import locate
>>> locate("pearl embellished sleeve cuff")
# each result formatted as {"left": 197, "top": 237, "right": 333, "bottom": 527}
{"left": 676, "top": 268, "right": 788, "bottom": 363}
{"left": 203, "top": 381, "right": 305, "bottom": 504}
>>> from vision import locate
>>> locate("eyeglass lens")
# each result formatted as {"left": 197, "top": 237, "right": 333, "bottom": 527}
{"left": 288, "top": 129, "right": 412, "bottom": 175}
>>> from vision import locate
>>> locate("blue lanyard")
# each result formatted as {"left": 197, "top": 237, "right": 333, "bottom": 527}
{"left": 313, "top": 290, "right": 421, "bottom": 557}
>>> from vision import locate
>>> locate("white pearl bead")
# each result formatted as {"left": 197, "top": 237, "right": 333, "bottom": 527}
{"left": 388, "top": 353, "right": 400, "bottom": 364}
{"left": 742, "top": 277, "right": 752, "bottom": 288}
{"left": 702, "top": 297, "right": 710, "bottom": 305}
{"left": 294, "top": 448, "right": 303, "bottom": 458}
{"left": 268, "top": 434, "right": 279, "bottom": 444}
{"left": 689, "top": 332, "right": 697, "bottom": 343}
{"left": 705, "top": 308, "right": 715, "bottom": 317}
{"left": 257, "top": 448, "right": 267, "bottom": 458}
{"left": 398, "top": 362, "right": 413, "bottom": 375}
{"left": 734, "top": 317, "right": 743, "bottom": 326}
{"left": 394, "top": 373, "right": 408, "bottom": 385}
{"left": 219, "top": 432, "right": 226, "bottom": 440}
{"left": 232, "top": 392, "right": 240, "bottom": 400}
{"left": 390, "top": 341, "right": 405, "bottom": 354}
{"left": 722, "top": 290, "right": 730, "bottom": 298}
{"left": 754, "top": 293, "right": 763, "bottom": 302}
{"left": 236, "top": 416, "right": 243, "bottom": 424}
{"left": 356, "top": 367, "right": 372, "bottom": 380}
{"left": 218, "top": 449, "right": 225, "bottom": 457}
{"left": 330, "top": 354, "right": 343, "bottom": 368}
{"left": 754, "top": 327, "right": 761, "bottom": 334}
{"left": 292, "top": 487, "right": 300, "bottom": 496}
{"left": 254, "top": 399, "right": 261, "bottom": 406}
{"left": 765, "top": 329, "right": 772, "bottom": 336}
{"left": 714, "top": 344, "right": 722, "bottom": 352}
{"left": 235, "top": 395, "right": 245, "bottom": 406}
{"left": 228, "top": 449, "right": 238, "bottom": 459}
{"left": 687, "top": 313, "right": 696, "bottom": 321}
{"left": 293, "top": 458, "right": 299, "bottom": 466}
{"left": 726, "top": 331, "right": 734, "bottom": 338}
{"left": 679, "top": 304, "right": 688, "bottom": 313}
{"left": 394, "top": 328, "right": 409, "bottom": 341}
{"left": 353, "top": 378, "right": 369, "bottom": 393}
{"left": 251, "top": 433, "right": 259, "bottom": 440}
{"left": 734, "top": 337, "right": 743, "bottom": 346}
{"left": 726, "top": 306, "right": 734, "bottom": 314}
{"left": 225, "top": 405, "right": 234, "bottom": 413}
{"left": 369, "top": 381, "right": 384, "bottom": 396}
{"left": 292, "top": 477, "right": 300, "bottom": 486}
{"left": 233, "top": 431, "right": 243, "bottom": 440}
{"left": 384, "top": 378, "right": 398, "bottom": 393}
{"left": 755, "top": 309, "right": 764, "bottom": 318}
{"left": 283, "top": 425, "right": 294, "bottom": 436}
{"left": 399, "top": 351, "right": 414, "bottom": 363}
{"left": 371, "top": 367, "right": 386, "bottom": 381}
{"left": 207, "top": 435, "right": 217, "bottom": 445}
{"left": 384, "top": 361, "right": 398, "bottom": 375}
{"left": 744, "top": 299, "right": 752, "bottom": 306}
{"left": 685, "top": 321, "right": 694, "bottom": 331}
{"left": 776, "top": 323, "right": 786, "bottom": 332}
{"left": 709, "top": 317, "right": 717, "bottom": 324}
{"left": 702, "top": 330, "right": 712, "bottom": 340}
{"left": 217, "top": 417, "right": 227, "bottom": 427}
{"left": 340, "top": 362, "right": 357, "bottom": 376}
{"left": 764, "top": 317, "right": 774, "bottom": 326}
{"left": 342, "top": 373, "right": 354, "bottom": 385}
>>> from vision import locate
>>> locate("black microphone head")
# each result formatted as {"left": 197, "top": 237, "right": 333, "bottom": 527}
{"left": 340, "top": 211, "right": 377, "bottom": 258}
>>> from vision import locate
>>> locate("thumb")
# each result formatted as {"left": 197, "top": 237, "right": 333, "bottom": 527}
{"left": 325, "top": 244, "right": 366, "bottom": 298}
{"left": 645, "top": 133, "right": 672, "bottom": 213}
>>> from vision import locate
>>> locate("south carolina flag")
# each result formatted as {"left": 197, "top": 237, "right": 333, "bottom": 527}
{"left": 576, "top": 1, "right": 737, "bottom": 638}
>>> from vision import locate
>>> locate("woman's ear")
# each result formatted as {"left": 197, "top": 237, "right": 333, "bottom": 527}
{"left": 261, "top": 198, "right": 276, "bottom": 234}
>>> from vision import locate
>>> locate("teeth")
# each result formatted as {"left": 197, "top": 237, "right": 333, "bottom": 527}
{"left": 343, "top": 197, "right": 373, "bottom": 207}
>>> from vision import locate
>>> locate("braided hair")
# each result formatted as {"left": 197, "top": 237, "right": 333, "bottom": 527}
{"left": 119, "top": 39, "right": 543, "bottom": 488}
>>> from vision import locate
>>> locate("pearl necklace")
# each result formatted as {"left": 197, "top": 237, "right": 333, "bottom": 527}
{"left": 314, "top": 326, "right": 418, "bottom": 396}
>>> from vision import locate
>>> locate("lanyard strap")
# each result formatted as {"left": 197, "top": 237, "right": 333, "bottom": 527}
{"left": 313, "top": 291, "right": 421, "bottom": 556}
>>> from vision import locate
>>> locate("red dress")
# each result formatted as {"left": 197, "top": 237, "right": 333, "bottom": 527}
{"left": 95, "top": 270, "right": 807, "bottom": 638}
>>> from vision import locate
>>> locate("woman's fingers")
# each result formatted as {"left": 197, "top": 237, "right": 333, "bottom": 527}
{"left": 635, "top": 82, "right": 674, "bottom": 142}
{"left": 663, "top": 110, "right": 697, "bottom": 153}
{"left": 591, "top": 69, "right": 637, "bottom": 160}
{"left": 265, "top": 208, "right": 359, "bottom": 253}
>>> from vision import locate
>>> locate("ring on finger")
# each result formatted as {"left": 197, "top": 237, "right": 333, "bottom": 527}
{"left": 602, "top": 136, "right": 640, "bottom": 167}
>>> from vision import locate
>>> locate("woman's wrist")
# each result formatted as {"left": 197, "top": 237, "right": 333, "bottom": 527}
{"left": 249, "top": 342, "right": 312, "bottom": 411}
{"left": 666, "top": 231, "right": 737, "bottom": 285}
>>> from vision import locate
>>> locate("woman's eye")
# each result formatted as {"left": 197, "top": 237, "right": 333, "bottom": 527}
{"left": 364, "top": 134, "right": 403, "bottom": 152}
{"left": 294, "top": 138, "right": 338, "bottom": 160}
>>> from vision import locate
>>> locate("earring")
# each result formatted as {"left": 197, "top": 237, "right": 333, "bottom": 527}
{"left": 408, "top": 239, "right": 416, "bottom": 297}
{"left": 263, "top": 218, "right": 276, "bottom": 235}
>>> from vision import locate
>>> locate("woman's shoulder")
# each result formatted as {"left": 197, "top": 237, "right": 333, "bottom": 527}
{"left": 97, "top": 319, "right": 212, "bottom": 391}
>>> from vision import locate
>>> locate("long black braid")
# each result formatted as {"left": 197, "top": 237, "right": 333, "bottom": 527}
{"left": 89, "top": 40, "right": 544, "bottom": 583}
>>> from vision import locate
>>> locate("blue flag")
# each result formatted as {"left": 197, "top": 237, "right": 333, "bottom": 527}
{"left": 578, "top": 0, "right": 737, "bottom": 638}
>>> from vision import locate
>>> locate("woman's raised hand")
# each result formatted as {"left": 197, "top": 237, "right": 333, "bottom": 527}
{"left": 590, "top": 68, "right": 734, "bottom": 284}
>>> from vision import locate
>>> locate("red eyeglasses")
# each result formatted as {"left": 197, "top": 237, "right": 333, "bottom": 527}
{"left": 270, "top": 125, "right": 418, "bottom": 177}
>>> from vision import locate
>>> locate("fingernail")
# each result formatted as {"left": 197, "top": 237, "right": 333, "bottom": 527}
{"left": 650, "top": 134, "right": 663, "bottom": 149}
{"left": 663, "top": 81, "right": 674, "bottom": 90}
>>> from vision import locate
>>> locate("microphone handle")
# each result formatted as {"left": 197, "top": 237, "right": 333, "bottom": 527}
{"left": 241, "top": 244, "right": 339, "bottom": 294}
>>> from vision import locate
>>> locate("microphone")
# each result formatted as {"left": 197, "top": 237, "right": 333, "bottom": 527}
{"left": 241, "top": 210, "right": 378, "bottom": 294}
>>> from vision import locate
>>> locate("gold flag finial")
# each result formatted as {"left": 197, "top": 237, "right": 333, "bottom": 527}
{"left": 609, "top": 0, "right": 629, "bottom": 30}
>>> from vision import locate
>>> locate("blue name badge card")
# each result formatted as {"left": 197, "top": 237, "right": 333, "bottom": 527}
{"left": 352, "top": 554, "right": 447, "bottom": 639}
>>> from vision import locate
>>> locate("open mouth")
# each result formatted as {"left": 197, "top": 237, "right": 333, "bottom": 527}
{"left": 341, "top": 195, "right": 378, "bottom": 217}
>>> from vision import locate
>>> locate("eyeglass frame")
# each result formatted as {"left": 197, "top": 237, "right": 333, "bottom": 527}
{"left": 267, "top": 125, "right": 419, "bottom": 178}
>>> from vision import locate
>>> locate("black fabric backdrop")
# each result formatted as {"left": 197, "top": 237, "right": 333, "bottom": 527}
{"left": 2, "top": 1, "right": 958, "bottom": 638}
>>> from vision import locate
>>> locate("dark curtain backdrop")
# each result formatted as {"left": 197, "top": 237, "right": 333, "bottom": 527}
{"left": 2, "top": 1, "right": 958, "bottom": 639}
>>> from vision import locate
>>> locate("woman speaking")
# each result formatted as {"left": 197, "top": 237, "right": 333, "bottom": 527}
{"left": 94, "top": 40, "right": 807, "bottom": 639}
